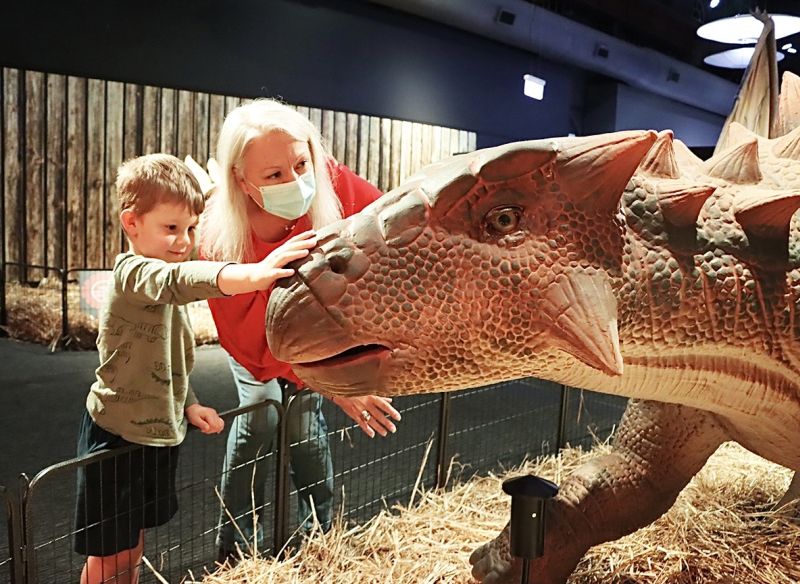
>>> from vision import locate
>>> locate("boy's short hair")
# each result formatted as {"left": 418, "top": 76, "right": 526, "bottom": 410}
{"left": 116, "top": 153, "right": 205, "bottom": 216}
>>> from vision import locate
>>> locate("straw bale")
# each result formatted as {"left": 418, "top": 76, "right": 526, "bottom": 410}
{"left": 198, "top": 442, "right": 798, "bottom": 584}
{"left": 3, "top": 280, "right": 218, "bottom": 349}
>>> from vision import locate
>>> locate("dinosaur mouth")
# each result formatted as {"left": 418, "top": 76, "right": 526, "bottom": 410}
{"left": 295, "top": 344, "right": 391, "bottom": 369}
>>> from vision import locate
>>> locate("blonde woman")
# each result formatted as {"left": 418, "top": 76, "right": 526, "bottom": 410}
{"left": 199, "top": 99, "right": 401, "bottom": 560}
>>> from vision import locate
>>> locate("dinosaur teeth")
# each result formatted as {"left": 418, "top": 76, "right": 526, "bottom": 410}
{"left": 638, "top": 130, "right": 679, "bottom": 179}
{"left": 776, "top": 71, "right": 800, "bottom": 138}
{"left": 657, "top": 183, "right": 717, "bottom": 227}
{"left": 704, "top": 138, "right": 763, "bottom": 184}
{"left": 771, "top": 124, "right": 800, "bottom": 161}
{"left": 558, "top": 130, "right": 657, "bottom": 214}
{"left": 541, "top": 271, "right": 623, "bottom": 376}
{"left": 734, "top": 189, "right": 800, "bottom": 241}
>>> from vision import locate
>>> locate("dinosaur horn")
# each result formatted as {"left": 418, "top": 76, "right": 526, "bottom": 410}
{"left": 776, "top": 71, "right": 800, "bottom": 138}
{"left": 771, "top": 124, "right": 800, "bottom": 161}
{"left": 638, "top": 130, "right": 679, "bottom": 179}
{"left": 557, "top": 130, "right": 657, "bottom": 214}
{"left": 657, "top": 183, "right": 717, "bottom": 227}
{"left": 478, "top": 141, "right": 559, "bottom": 181}
{"left": 541, "top": 270, "right": 623, "bottom": 376}
{"left": 734, "top": 189, "right": 800, "bottom": 241}
{"left": 671, "top": 138, "right": 704, "bottom": 175}
{"left": 704, "top": 138, "right": 762, "bottom": 184}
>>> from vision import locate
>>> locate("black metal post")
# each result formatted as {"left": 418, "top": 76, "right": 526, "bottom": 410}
{"left": 556, "top": 385, "right": 570, "bottom": 452}
{"left": 435, "top": 392, "right": 452, "bottom": 489}
{"left": 2, "top": 484, "right": 24, "bottom": 584}
{"left": 273, "top": 392, "right": 291, "bottom": 555}
{"left": 502, "top": 475, "right": 559, "bottom": 584}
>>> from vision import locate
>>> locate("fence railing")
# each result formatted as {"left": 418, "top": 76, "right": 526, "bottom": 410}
{"left": 1, "top": 379, "right": 627, "bottom": 584}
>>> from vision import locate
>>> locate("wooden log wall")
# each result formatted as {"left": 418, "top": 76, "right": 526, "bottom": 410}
{"left": 1, "top": 67, "right": 476, "bottom": 280}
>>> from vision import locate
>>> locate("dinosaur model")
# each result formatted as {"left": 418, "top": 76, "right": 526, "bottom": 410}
{"left": 261, "top": 26, "right": 800, "bottom": 584}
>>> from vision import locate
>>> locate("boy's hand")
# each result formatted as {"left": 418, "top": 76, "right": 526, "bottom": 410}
{"left": 185, "top": 403, "right": 225, "bottom": 434}
{"left": 254, "top": 230, "right": 318, "bottom": 287}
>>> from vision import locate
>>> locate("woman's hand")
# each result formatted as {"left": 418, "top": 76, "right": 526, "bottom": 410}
{"left": 332, "top": 395, "right": 402, "bottom": 438}
{"left": 185, "top": 403, "right": 225, "bottom": 434}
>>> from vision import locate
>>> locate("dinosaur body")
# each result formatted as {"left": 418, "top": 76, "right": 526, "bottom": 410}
{"left": 265, "top": 70, "right": 800, "bottom": 583}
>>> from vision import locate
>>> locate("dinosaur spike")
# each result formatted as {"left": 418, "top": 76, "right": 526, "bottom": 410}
{"left": 771, "top": 124, "right": 800, "bottom": 161}
{"left": 638, "top": 130, "right": 679, "bottom": 178}
{"left": 704, "top": 139, "right": 762, "bottom": 184}
{"left": 558, "top": 130, "right": 657, "bottom": 214}
{"left": 478, "top": 141, "right": 559, "bottom": 181}
{"left": 541, "top": 271, "right": 623, "bottom": 376}
{"left": 671, "top": 138, "right": 703, "bottom": 175}
{"left": 776, "top": 71, "right": 800, "bottom": 137}
{"left": 657, "top": 183, "right": 716, "bottom": 227}
{"left": 734, "top": 189, "right": 800, "bottom": 240}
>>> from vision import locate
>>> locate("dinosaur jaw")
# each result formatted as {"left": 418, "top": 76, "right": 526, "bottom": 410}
{"left": 292, "top": 345, "right": 397, "bottom": 396}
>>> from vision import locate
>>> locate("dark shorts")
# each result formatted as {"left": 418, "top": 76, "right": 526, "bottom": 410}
{"left": 73, "top": 410, "right": 180, "bottom": 556}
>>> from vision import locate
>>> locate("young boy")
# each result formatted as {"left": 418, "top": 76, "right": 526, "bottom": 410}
{"left": 73, "top": 153, "right": 316, "bottom": 584}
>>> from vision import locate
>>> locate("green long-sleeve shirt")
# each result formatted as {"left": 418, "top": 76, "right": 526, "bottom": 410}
{"left": 86, "top": 252, "right": 229, "bottom": 446}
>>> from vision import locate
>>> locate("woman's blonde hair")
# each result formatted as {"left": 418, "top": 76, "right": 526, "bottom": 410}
{"left": 200, "top": 99, "right": 342, "bottom": 262}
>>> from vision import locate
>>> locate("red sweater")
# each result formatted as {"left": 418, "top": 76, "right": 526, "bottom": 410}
{"left": 204, "top": 162, "right": 381, "bottom": 385}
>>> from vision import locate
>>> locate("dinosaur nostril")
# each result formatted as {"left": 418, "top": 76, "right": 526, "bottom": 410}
{"left": 329, "top": 254, "right": 348, "bottom": 274}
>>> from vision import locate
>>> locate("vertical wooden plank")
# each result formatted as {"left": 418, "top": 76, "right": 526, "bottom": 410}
{"left": 3, "top": 69, "right": 22, "bottom": 278}
{"left": 194, "top": 92, "right": 210, "bottom": 164}
{"left": 86, "top": 79, "right": 105, "bottom": 269}
{"left": 224, "top": 96, "right": 240, "bottom": 117}
{"left": 430, "top": 125, "right": 442, "bottom": 164}
{"left": 379, "top": 118, "right": 391, "bottom": 193}
{"left": 25, "top": 71, "right": 45, "bottom": 281}
{"left": 105, "top": 81, "right": 125, "bottom": 264}
{"left": 123, "top": 84, "right": 141, "bottom": 161}
{"left": 295, "top": 105, "right": 309, "bottom": 119}
{"left": 410, "top": 122, "right": 422, "bottom": 176}
{"left": 141, "top": 85, "right": 160, "bottom": 155}
{"left": 332, "top": 111, "right": 346, "bottom": 163}
{"left": 308, "top": 108, "right": 322, "bottom": 137}
{"left": 320, "top": 109, "right": 334, "bottom": 154}
{"left": 459, "top": 129, "right": 470, "bottom": 153}
{"left": 421, "top": 124, "right": 433, "bottom": 168}
{"left": 345, "top": 113, "right": 358, "bottom": 170}
{"left": 450, "top": 126, "right": 460, "bottom": 156}
{"left": 160, "top": 87, "right": 176, "bottom": 154}
{"left": 208, "top": 94, "right": 226, "bottom": 160}
{"left": 177, "top": 89, "right": 194, "bottom": 158}
{"left": 0, "top": 69, "right": 4, "bottom": 273}
{"left": 357, "top": 115, "right": 369, "bottom": 179}
{"left": 46, "top": 74, "right": 66, "bottom": 270}
{"left": 367, "top": 116, "right": 380, "bottom": 187}
{"left": 390, "top": 119, "right": 402, "bottom": 190}
{"left": 399, "top": 120, "right": 413, "bottom": 183}
{"left": 66, "top": 77, "right": 86, "bottom": 269}
{"left": 468, "top": 131, "right": 476, "bottom": 153}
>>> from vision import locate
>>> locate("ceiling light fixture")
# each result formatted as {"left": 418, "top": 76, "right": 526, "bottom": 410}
{"left": 709, "top": 0, "right": 720, "bottom": 8}
{"left": 697, "top": 13, "right": 800, "bottom": 44}
{"left": 523, "top": 74, "right": 546, "bottom": 100}
{"left": 703, "top": 46, "right": 785, "bottom": 68}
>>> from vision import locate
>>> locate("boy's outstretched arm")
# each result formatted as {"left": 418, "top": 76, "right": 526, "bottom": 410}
{"left": 185, "top": 404, "right": 225, "bottom": 434}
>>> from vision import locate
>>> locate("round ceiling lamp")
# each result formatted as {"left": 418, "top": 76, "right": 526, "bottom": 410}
{"left": 703, "top": 46, "right": 785, "bottom": 68}
{"left": 697, "top": 13, "right": 800, "bottom": 44}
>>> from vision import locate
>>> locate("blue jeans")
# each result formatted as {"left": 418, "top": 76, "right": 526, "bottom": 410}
{"left": 216, "top": 355, "right": 334, "bottom": 552}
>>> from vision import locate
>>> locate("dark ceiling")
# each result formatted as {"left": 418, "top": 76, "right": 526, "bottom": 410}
{"left": 527, "top": 0, "right": 800, "bottom": 83}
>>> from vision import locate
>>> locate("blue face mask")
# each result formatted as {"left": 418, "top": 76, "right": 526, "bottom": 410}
{"left": 249, "top": 170, "right": 317, "bottom": 220}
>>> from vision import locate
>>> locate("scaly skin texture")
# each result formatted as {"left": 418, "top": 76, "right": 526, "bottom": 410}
{"left": 266, "top": 73, "right": 800, "bottom": 583}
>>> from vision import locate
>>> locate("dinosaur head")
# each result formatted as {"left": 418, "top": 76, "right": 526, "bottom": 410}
{"left": 267, "top": 131, "right": 656, "bottom": 396}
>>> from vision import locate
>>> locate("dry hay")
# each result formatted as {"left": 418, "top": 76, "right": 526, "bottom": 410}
{"left": 3, "top": 280, "right": 218, "bottom": 350}
{"left": 197, "top": 442, "right": 799, "bottom": 584}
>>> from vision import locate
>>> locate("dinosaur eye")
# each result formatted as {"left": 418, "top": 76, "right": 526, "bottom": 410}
{"left": 485, "top": 206, "right": 522, "bottom": 235}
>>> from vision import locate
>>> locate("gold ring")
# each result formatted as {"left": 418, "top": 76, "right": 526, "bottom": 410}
{"left": 360, "top": 410, "right": 371, "bottom": 422}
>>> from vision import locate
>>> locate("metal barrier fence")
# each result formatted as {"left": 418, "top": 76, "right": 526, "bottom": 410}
{"left": 2, "top": 380, "right": 627, "bottom": 583}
